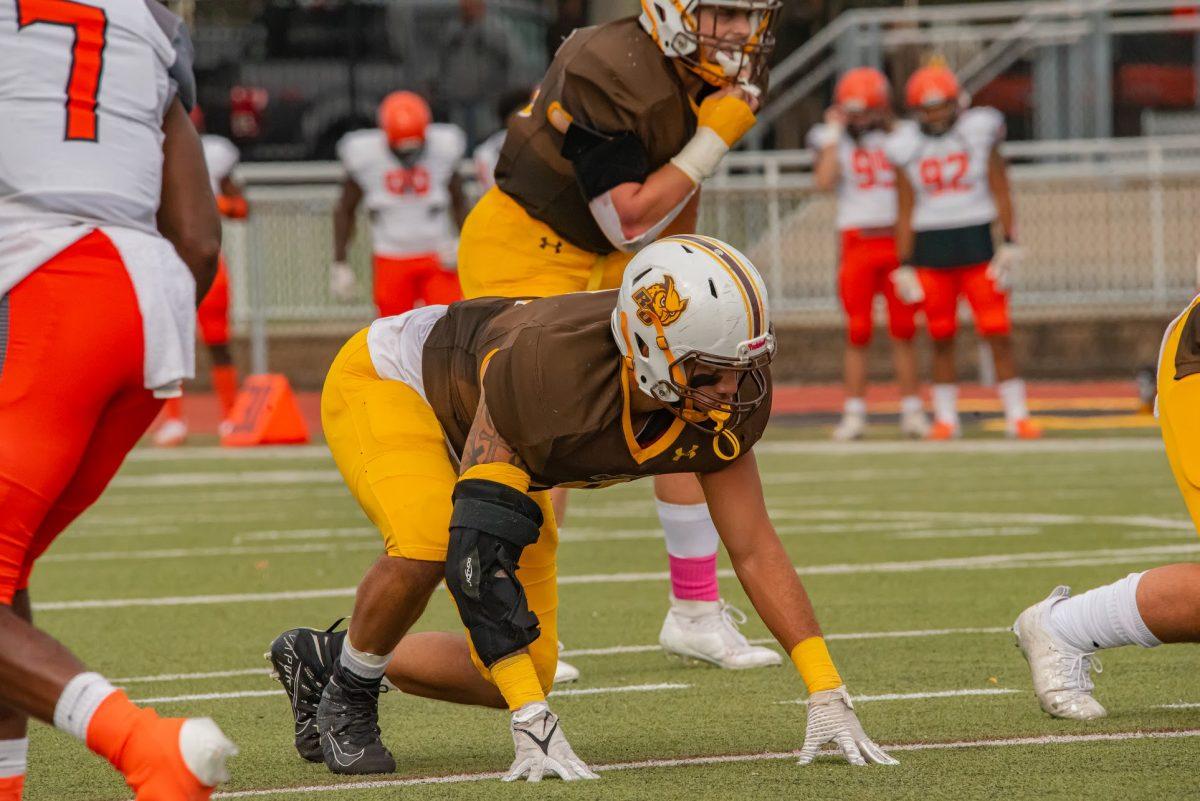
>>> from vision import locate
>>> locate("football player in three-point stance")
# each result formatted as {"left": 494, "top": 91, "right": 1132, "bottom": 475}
{"left": 154, "top": 104, "right": 247, "bottom": 446}
{"left": 331, "top": 92, "right": 468, "bottom": 317}
{"left": 1013, "top": 293, "right": 1200, "bottom": 720}
{"left": 0, "top": 1, "right": 237, "bottom": 797}
{"left": 809, "top": 67, "right": 928, "bottom": 441}
{"left": 885, "top": 64, "right": 1040, "bottom": 440}
{"left": 268, "top": 236, "right": 895, "bottom": 778}
{"left": 457, "top": 0, "right": 783, "bottom": 675}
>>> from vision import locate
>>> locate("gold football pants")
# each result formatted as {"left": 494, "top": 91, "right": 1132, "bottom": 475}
{"left": 321, "top": 329, "right": 561, "bottom": 692}
{"left": 1157, "top": 293, "right": 1200, "bottom": 535}
{"left": 457, "top": 186, "right": 631, "bottom": 298}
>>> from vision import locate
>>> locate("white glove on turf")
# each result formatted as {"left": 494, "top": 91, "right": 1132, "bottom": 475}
{"left": 504, "top": 702, "right": 599, "bottom": 782}
{"left": 891, "top": 265, "right": 925, "bottom": 305}
{"left": 798, "top": 686, "right": 898, "bottom": 767}
{"left": 329, "top": 261, "right": 357, "bottom": 301}
{"left": 987, "top": 243, "right": 1023, "bottom": 292}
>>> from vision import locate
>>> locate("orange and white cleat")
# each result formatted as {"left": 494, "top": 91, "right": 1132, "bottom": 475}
{"left": 926, "top": 420, "right": 960, "bottom": 441}
{"left": 121, "top": 715, "right": 237, "bottom": 800}
{"left": 1009, "top": 418, "right": 1043, "bottom": 440}
{"left": 152, "top": 418, "right": 188, "bottom": 447}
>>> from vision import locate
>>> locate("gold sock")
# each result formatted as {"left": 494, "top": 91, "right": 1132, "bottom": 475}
{"left": 490, "top": 653, "right": 546, "bottom": 711}
{"left": 790, "top": 637, "right": 843, "bottom": 694}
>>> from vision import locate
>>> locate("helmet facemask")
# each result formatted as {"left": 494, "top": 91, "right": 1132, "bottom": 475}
{"left": 659, "top": 341, "right": 774, "bottom": 434}
{"left": 646, "top": 0, "right": 781, "bottom": 87}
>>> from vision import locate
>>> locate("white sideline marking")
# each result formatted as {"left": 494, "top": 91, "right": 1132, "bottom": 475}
{"left": 114, "top": 668, "right": 268, "bottom": 684}
{"left": 767, "top": 508, "right": 1195, "bottom": 531}
{"left": 127, "top": 445, "right": 330, "bottom": 462}
{"left": 891, "top": 527, "right": 1041, "bottom": 540}
{"left": 34, "top": 544, "right": 1200, "bottom": 610}
{"left": 207, "top": 729, "right": 1200, "bottom": 798}
{"left": 42, "top": 541, "right": 380, "bottom": 563}
{"left": 777, "top": 687, "right": 1019, "bottom": 705}
{"left": 234, "top": 528, "right": 375, "bottom": 543}
{"left": 1158, "top": 702, "right": 1200, "bottom": 709}
{"left": 111, "top": 470, "right": 341, "bottom": 488}
{"left": 756, "top": 438, "right": 1162, "bottom": 456}
{"left": 135, "top": 683, "right": 690, "bottom": 706}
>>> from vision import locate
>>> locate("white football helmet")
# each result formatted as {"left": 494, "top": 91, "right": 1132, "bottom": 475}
{"left": 611, "top": 234, "right": 775, "bottom": 437}
{"left": 639, "top": 0, "right": 781, "bottom": 87}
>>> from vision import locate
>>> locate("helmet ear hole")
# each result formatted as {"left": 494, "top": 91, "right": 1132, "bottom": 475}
{"left": 708, "top": 279, "right": 718, "bottom": 298}
{"left": 634, "top": 334, "right": 650, "bottom": 358}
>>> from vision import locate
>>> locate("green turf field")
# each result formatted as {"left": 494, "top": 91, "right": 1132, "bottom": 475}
{"left": 22, "top": 430, "right": 1200, "bottom": 800}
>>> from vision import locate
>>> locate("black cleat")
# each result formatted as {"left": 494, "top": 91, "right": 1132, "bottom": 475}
{"left": 266, "top": 619, "right": 347, "bottom": 763}
{"left": 316, "top": 667, "right": 396, "bottom": 775}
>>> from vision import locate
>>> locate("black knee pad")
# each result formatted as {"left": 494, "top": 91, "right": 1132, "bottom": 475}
{"left": 444, "top": 479, "right": 543, "bottom": 667}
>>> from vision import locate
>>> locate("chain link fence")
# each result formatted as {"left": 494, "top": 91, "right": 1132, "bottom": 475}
{"left": 224, "top": 137, "right": 1200, "bottom": 368}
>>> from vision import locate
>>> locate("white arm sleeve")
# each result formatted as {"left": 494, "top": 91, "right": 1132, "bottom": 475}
{"left": 587, "top": 187, "right": 696, "bottom": 254}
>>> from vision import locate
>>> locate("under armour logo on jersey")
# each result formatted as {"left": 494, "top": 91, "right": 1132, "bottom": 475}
{"left": 673, "top": 445, "right": 699, "bottom": 461}
{"left": 539, "top": 237, "right": 563, "bottom": 253}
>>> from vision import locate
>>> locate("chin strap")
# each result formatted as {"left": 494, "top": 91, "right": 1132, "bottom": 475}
{"left": 681, "top": 402, "right": 741, "bottom": 462}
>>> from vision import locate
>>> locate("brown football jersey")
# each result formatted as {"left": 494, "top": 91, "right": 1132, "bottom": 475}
{"left": 421, "top": 291, "right": 772, "bottom": 490}
{"left": 495, "top": 17, "right": 702, "bottom": 255}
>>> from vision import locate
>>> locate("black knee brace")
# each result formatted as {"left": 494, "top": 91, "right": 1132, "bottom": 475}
{"left": 444, "top": 478, "right": 543, "bottom": 667}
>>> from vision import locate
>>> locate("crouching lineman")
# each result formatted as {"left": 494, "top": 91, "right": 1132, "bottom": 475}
{"left": 809, "top": 67, "right": 928, "bottom": 440}
{"left": 1013, "top": 293, "right": 1200, "bottom": 719}
{"left": 331, "top": 91, "right": 467, "bottom": 316}
{"left": 459, "top": 0, "right": 784, "bottom": 673}
{"left": 0, "top": 1, "right": 237, "bottom": 797}
{"left": 268, "top": 237, "right": 896, "bottom": 777}
{"left": 885, "top": 64, "right": 1040, "bottom": 440}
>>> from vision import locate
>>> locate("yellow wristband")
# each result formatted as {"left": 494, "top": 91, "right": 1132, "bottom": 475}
{"left": 460, "top": 463, "right": 531, "bottom": 494}
{"left": 790, "top": 636, "right": 843, "bottom": 694}
{"left": 490, "top": 653, "right": 547, "bottom": 711}
{"left": 697, "top": 93, "right": 757, "bottom": 148}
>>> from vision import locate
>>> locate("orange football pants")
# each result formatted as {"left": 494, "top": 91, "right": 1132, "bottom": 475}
{"left": 197, "top": 254, "right": 230, "bottom": 346}
{"left": 0, "top": 230, "right": 162, "bottom": 604}
{"left": 839, "top": 229, "right": 917, "bottom": 346}
{"left": 916, "top": 262, "right": 1011, "bottom": 340}
{"left": 373, "top": 253, "right": 461, "bottom": 318}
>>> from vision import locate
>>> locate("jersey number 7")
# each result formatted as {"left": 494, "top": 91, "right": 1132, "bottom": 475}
{"left": 16, "top": 0, "right": 108, "bottom": 142}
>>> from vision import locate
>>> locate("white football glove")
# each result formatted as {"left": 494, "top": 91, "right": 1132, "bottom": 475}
{"left": 798, "top": 686, "right": 898, "bottom": 767}
{"left": 987, "top": 243, "right": 1023, "bottom": 292}
{"left": 891, "top": 265, "right": 925, "bottom": 305}
{"left": 503, "top": 703, "right": 599, "bottom": 783}
{"left": 329, "top": 261, "right": 357, "bottom": 301}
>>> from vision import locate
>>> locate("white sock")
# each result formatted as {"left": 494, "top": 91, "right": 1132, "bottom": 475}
{"left": 656, "top": 499, "right": 719, "bottom": 558}
{"left": 53, "top": 672, "right": 117, "bottom": 742}
{"left": 931, "top": 383, "right": 959, "bottom": 427}
{"left": 843, "top": 397, "right": 867, "bottom": 418}
{"left": 900, "top": 395, "right": 924, "bottom": 416}
{"left": 998, "top": 378, "right": 1029, "bottom": 424}
{"left": 1047, "top": 572, "right": 1162, "bottom": 652}
{"left": 0, "top": 737, "right": 28, "bottom": 778}
{"left": 340, "top": 638, "right": 390, "bottom": 681}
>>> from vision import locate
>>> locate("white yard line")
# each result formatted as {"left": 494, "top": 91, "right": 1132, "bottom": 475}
{"left": 890, "top": 527, "right": 1042, "bottom": 540}
{"left": 114, "top": 668, "right": 269, "bottom": 684}
{"left": 756, "top": 438, "right": 1162, "bottom": 456}
{"left": 34, "top": 543, "right": 1200, "bottom": 610}
{"left": 41, "top": 542, "right": 381, "bottom": 563}
{"left": 1157, "top": 702, "right": 1200, "bottom": 709}
{"left": 135, "top": 683, "right": 691, "bottom": 706}
{"left": 127, "top": 445, "right": 331, "bottom": 462}
{"left": 233, "top": 528, "right": 375, "bottom": 543}
{"left": 777, "top": 688, "right": 1018, "bottom": 705}
{"left": 111, "top": 470, "right": 342, "bottom": 489}
{"left": 207, "top": 729, "right": 1200, "bottom": 798}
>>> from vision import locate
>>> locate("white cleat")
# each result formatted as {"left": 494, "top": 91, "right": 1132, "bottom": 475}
{"left": 179, "top": 717, "right": 239, "bottom": 787}
{"left": 659, "top": 597, "right": 783, "bottom": 670}
{"left": 554, "top": 641, "right": 580, "bottom": 684}
{"left": 831, "top": 413, "right": 867, "bottom": 442}
{"left": 899, "top": 408, "right": 931, "bottom": 439}
{"left": 1013, "top": 586, "right": 1107, "bottom": 721}
{"left": 153, "top": 418, "right": 188, "bottom": 447}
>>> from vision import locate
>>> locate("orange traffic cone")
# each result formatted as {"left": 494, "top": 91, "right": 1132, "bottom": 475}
{"left": 220, "top": 374, "right": 310, "bottom": 446}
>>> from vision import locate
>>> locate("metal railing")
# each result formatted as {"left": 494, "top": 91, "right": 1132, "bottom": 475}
{"left": 224, "top": 136, "right": 1200, "bottom": 371}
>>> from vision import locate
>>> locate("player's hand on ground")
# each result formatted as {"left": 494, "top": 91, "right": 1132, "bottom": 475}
{"left": 891, "top": 265, "right": 925, "bottom": 305}
{"left": 504, "top": 702, "right": 599, "bottom": 782}
{"left": 329, "top": 261, "right": 357, "bottom": 301}
{"left": 798, "top": 686, "right": 898, "bottom": 767}
{"left": 987, "top": 243, "right": 1023, "bottom": 292}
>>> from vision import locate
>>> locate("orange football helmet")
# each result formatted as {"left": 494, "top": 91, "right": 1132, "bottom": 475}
{"left": 378, "top": 91, "right": 431, "bottom": 153}
{"left": 905, "top": 65, "right": 961, "bottom": 109}
{"left": 835, "top": 67, "right": 890, "bottom": 113}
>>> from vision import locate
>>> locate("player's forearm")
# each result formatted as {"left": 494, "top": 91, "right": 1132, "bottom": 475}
{"left": 158, "top": 99, "right": 221, "bottom": 301}
{"left": 813, "top": 147, "right": 840, "bottom": 193}
{"left": 608, "top": 166, "right": 698, "bottom": 240}
{"left": 332, "top": 210, "right": 355, "bottom": 263}
{"left": 989, "top": 150, "right": 1016, "bottom": 241}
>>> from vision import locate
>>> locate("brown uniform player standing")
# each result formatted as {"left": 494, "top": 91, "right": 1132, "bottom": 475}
{"left": 269, "top": 237, "right": 896, "bottom": 779}
{"left": 457, "top": 0, "right": 783, "bottom": 675}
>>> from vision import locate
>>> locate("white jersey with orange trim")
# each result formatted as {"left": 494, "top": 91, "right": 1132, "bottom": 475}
{"left": 883, "top": 107, "right": 1005, "bottom": 232}
{"left": 473, "top": 129, "right": 506, "bottom": 191}
{"left": 201, "top": 134, "right": 240, "bottom": 196}
{"left": 337, "top": 123, "right": 466, "bottom": 261}
{"left": 807, "top": 123, "right": 911, "bottom": 231}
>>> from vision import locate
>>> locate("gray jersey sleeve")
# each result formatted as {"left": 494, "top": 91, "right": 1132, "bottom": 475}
{"left": 143, "top": 0, "right": 197, "bottom": 112}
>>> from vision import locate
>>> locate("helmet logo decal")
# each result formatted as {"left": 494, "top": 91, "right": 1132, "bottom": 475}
{"left": 634, "top": 275, "right": 689, "bottom": 328}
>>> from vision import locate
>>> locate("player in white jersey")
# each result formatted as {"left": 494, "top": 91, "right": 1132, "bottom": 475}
{"left": 885, "top": 65, "right": 1039, "bottom": 440}
{"left": 331, "top": 91, "right": 468, "bottom": 317}
{"left": 472, "top": 88, "right": 536, "bottom": 192}
{"left": 155, "top": 104, "right": 247, "bottom": 446}
{"left": 808, "top": 67, "right": 928, "bottom": 441}
{"left": 0, "top": 1, "right": 236, "bottom": 798}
